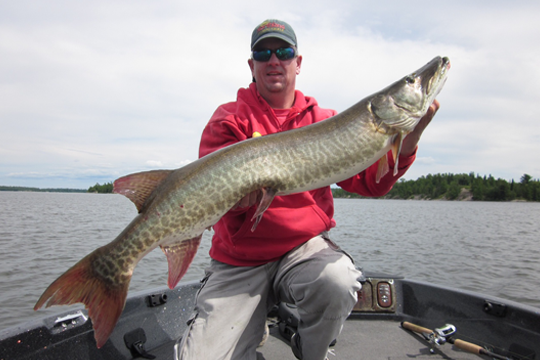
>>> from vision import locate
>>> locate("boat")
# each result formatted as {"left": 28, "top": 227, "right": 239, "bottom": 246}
{"left": 1, "top": 272, "right": 539, "bottom": 359}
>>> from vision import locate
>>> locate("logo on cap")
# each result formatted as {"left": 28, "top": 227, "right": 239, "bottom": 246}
{"left": 257, "top": 21, "right": 286, "bottom": 35}
{"left": 251, "top": 19, "right": 297, "bottom": 50}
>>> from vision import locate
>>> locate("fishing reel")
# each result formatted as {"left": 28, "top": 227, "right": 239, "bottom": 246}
{"left": 402, "top": 321, "right": 514, "bottom": 360}
{"left": 421, "top": 324, "right": 456, "bottom": 346}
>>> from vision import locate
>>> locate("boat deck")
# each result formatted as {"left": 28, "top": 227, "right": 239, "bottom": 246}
{"left": 3, "top": 277, "right": 539, "bottom": 360}
{"left": 262, "top": 319, "right": 483, "bottom": 360}
{"left": 146, "top": 318, "right": 482, "bottom": 359}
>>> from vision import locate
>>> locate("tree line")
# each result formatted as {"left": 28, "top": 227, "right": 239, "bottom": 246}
{"left": 332, "top": 173, "right": 540, "bottom": 201}
{"left": 87, "top": 182, "right": 114, "bottom": 193}
{"left": 0, "top": 185, "right": 85, "bottom": 193}
{"left": 5, "top": 172, "right": 538, "bottom": 201}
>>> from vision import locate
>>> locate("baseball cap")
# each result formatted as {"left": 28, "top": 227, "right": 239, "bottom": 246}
{"left": 251, "top": 19, "right": 297, "bottom": 50}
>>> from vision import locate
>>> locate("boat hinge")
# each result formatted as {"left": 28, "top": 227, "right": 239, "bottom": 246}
{"left": 483, "top": 300, "right": 507, "bottom": 318}
{"left": 124, "top": 328, "right": 156, "bottom": 359}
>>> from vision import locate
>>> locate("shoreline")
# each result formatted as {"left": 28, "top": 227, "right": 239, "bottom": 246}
{"left": 2, "top": 186, "right": 537, "bottom": 202}
{"left": 0, "top": 186, "right": 86, "bottom": 193}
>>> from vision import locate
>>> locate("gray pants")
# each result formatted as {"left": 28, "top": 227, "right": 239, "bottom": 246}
{"left": 175, "top": 234, "right": 362, "bottom": 360}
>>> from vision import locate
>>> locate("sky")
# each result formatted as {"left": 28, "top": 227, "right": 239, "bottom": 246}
{"left": 1, "top": 1, "right": 539, "bottom": 189}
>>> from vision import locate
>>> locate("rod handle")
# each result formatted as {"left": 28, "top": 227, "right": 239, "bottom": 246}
{"left": 401, "top": 321, "right": 432, "bottom": 334}
{"left": 451, "top": 339, "right": 483, "bottom": 355}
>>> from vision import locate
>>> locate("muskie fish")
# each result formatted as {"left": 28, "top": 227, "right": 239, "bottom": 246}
{"left": 35, "top": 56, "right": 450, "bottom": 348}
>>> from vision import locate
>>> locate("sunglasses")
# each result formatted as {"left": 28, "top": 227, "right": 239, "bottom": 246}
{"left": 251, "top": 47, "right": 296, "bottom": 62}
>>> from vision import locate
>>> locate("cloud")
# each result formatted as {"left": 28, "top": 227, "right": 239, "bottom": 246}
{"left": 146, "top": 160, "right": 164, "bottom": 167}
{"left": 1, "top": 0, "right": 540, "bottom": 188}
{"left": 415, "top": 157, "right": 436, "bottom": 165}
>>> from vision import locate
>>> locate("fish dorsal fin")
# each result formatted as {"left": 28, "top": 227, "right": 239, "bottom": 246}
{"left": 113, "top": 170, "right": 174, "bottom": 212}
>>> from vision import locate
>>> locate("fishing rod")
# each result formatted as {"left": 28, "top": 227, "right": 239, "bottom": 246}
{"left": 401, "top": 321, "right": 512, "bottom": 360}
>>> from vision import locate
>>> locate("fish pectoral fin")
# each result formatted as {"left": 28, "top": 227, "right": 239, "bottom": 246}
{"left": 376, "top": 154, "right": 390, "bottom": 184}
{"left": 160, "top": 235, "right": 202, "bottom": 289}
{"left": 391, "top": 131, "right": 407, "bottom": 176}
{"left": 113, "top": 170, "right": 174, "bottom": 212}
{"left": 251, "top": 187, "right": 278, "bottom": 232}
{"left": 377, "top": 131, "right": 406, "bottom": 183}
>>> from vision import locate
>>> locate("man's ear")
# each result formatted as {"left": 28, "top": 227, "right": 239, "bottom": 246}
{"left": 248, "top": 58, "right": 256, "bottom": 82}
{"left": 295, "top": 55, "right": 303, "bottom": 75}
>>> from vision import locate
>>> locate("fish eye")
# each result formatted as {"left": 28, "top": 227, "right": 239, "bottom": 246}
{"left": 405, "top": 75, "right": 415, "bottom": 84}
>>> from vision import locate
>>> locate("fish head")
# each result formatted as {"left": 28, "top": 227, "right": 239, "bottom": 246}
{"left": 370, "top": 56, "right": 450, "bottom": 133}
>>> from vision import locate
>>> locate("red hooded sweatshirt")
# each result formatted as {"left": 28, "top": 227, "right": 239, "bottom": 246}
{"left": 199, "top": 83, "right": 416, "bottom": 266}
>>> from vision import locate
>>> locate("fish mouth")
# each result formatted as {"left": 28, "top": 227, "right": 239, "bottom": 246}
{"left": 369, "top": 56, "right": 451, "bottom": 132}
{"left": 422, "top": 56, "right": 450, "bottom": 99}
{"left": 415, "top": 56, "right": 450, "bottom": 123}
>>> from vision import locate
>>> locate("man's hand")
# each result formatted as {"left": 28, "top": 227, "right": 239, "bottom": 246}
{"left": 233, "top": 190, "right": 262, "bottom": 209}
{"left": 401, "top": 99, "right": 440, "bottom": 156}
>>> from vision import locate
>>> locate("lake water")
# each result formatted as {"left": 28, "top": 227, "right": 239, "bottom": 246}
{"left": 1, "top": 192, "right": 539, "bottom": 331}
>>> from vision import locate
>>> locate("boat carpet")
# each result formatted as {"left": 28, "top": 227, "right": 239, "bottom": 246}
{"left": 146, "top": 319, "right": 482, "bottom": 359}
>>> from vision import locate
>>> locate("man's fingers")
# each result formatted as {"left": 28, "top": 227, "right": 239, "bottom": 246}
{"left": 235, "top": 190, "right": 261, "bottom": 209}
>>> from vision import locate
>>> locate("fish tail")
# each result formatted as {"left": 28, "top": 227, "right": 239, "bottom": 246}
{"left": 34, "top": 252, "right": 130, "bottom": 348}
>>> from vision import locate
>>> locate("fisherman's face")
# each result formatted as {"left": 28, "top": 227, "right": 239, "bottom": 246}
{"left": 248, "top": 38, "right": 302, "bottom": 103}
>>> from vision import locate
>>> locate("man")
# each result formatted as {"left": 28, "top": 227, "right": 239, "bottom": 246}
{"left": 176, "top": 19, "right": 439, "bottom": 360}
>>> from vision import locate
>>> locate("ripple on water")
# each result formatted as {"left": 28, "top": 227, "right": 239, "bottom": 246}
{"left": 1, "top": 193, "right": 539, "bottom": 330}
